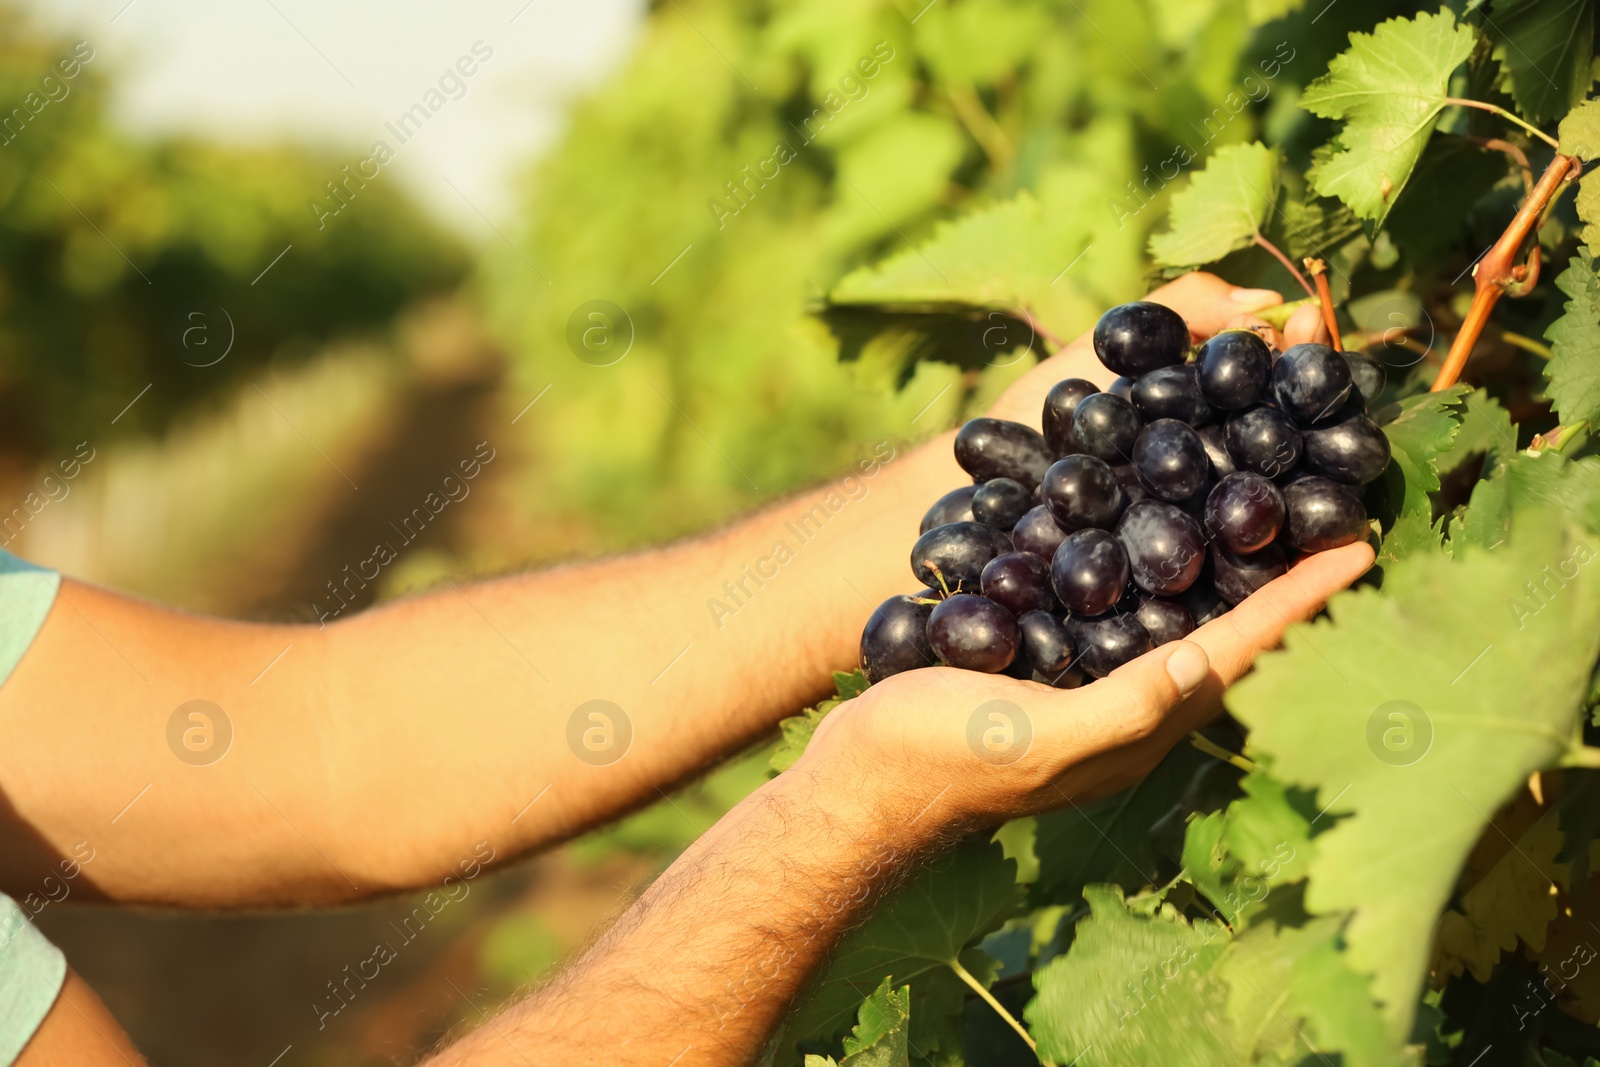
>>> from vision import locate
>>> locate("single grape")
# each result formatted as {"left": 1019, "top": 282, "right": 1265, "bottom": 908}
{"left": 1302, "top": 411, "right": 1391, "bottom": 485}
{"left": 1071, "top": 392, "right": 1142, "bottom": 463}
{"left": 1050, "top": 528, "right": 1131, "bottom": 616}
{"left": 1132, "top": 418, "right": 1209, "bottom": 502}
{"left": 1195, "top": 329, "right": 1272, "bottom": 410}
{"left": 911, "top": 521, "right": 1011, "bottom": 590}
{"left": 1272, "top": 343, "right": 1354, "bottom": 425}
{"left": 1343, "top": 351, "right": 1386, "bottom": 406}
{"left": 1066, "top": 612, "right": 1153, "bottom": 678}
{"left": 926, "top": 594, "right": 1019, "bottom": 673}
{"left": 1211, "top": 543, "right": 1287, "bottom": 606}
{"left": 1111, "top": 463, "right": 1149, "bottom": 507}
{"left": 981, "top": 551, "right": 1055, "bottom": 616}
{"left": 972, "top": 477, "right": 1032, "bottom": 531}
{"left": 1043, "top": 378, "right": 1099, "bottom": 457}
{"left": 1283, "top": 476, "right": 1367, "bottom": 552}
{"left": 1093, "top": 301, "right": 1190, "bottom": 377}
{"left": 1017, "top": 609, "right": 1076, "bottom": 675}
{"left": 1133, "top": 595, "right": 1195, "bottom": 646}
{"left": 1108, "top": 376, "right": 1135, "bottom": 400}
{"left": 1132, "top": 365, "right": 1209, "bottom": 424}
{"left": 954, "top": 418, "right": 1054, "bottom": 490}
{"left": 1116, "top": 499, "right": 1206, "bottom": 596}
{"left": 1203, "top": 471, "right": 1285, "bottom": 553}
{"left": 1042, "top": 454, "right": 1126, "bottom": 532}
{"left": 859, "top": 595, "right": 937, "bottom": 683}
{"left": 1225, "top": 405, "right": 1303, "bottom": 478}
{"left": 1197, "top": 424, "right": 1236, "bottom": 478}
{"left": 1011, "top": 505, "right": 1070, "bottom": 561}
{"left": 920, "top": 484, "right": 978, "bottom": 534}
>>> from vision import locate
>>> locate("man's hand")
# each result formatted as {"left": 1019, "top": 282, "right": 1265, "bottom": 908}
{"left": 799, "top": 539, "right": 1373, "bottom": 833}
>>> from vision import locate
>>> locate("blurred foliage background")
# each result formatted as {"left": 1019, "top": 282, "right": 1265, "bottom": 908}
{"left": 2, "top": 0, "right": 1422, "bottom": 1063}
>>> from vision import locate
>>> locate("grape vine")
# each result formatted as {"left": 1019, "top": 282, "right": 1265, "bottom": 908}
{"left": 766, "top": 4, "right": 1600, "bottom": 1066}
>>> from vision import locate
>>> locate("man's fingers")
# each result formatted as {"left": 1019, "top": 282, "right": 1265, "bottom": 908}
{"left": 1283, "top": 303, "right": 1331, "bottom": 347}
{"left": 1221, "top": 313, "right": 1283, "bottom": 352}
{"left": 1063, "top": 640, "right": 1213, "bottom": 746}
{"left": 1187, "top": 541, "right": 1374, "bottom": 687}
{"left": 1144, "top": 273, "right": 1282, "bottom": 337}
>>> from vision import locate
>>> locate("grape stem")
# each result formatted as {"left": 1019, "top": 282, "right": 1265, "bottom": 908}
{"left": 1252, "top": 232, "right": 1317, "bottom": 299}
{"left": 1444, "top": 97, "right": 1561, "bottom": 150}
{"left": 1189, "top": 731, "right": 1255, "bottom": 773}
{"left": 925, "top": 561, "right": 956, "bottom": 598}
{"left": 1430, "top": 152, "right": 1580, "bottom": 392}
{"left": 947, "top": 956, "right": 1055, "bottom": 1066}
{"left": 1302, "top": 258, "right": 1344, "bottom": 350}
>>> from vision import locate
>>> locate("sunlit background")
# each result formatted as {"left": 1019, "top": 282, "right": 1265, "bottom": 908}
{"left": 1, "top": 0, "right": 1368, "bottom": 1061}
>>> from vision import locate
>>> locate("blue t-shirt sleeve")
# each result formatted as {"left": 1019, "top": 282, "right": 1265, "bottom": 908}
{"left": 0, "top": 550, "right": 65, "bottom": 1063}
{"left": 0, "top": 895, "right": 66, "bottom": 1065}
{"left": 0, "top": 550, "right": 58, "bottom": 687}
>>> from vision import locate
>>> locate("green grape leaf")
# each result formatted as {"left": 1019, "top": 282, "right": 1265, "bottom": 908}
{"left": 1560, "top": 99, "right": 1600, "bottom": 159}
{"left": 1148, "top": 142, "right": 1280, "bottom": 268}
{"left": 1435, "top": 806, "right": 1570, "bottom": 982}
{"left": 769, "top": 671, "right": 867, "bottom": 775}
{"left": 1371, "top": 387, "right": 1468, "bottom": 563}
{"left": 804, "top": 978, "right": 913, "bottom": 1067}
{"left": 1456, "top": 451, "right": 1600, "bottom": 550}
{"left": 1558, "top": 767, "right": 1600, "bottom": 884}
{"left": 1578, "top": 169, "right": 1600, "bottom": 253}
{"left": 1221, "top": 770, "right": 1317, "bottom": 888}
{"left": 1247, "top": 0, "right": 1306, "bottom": 25}
{"left": 1437, "top": 388, "right": 1516, "bottom": 479}
{"left": 1545, "top": 249, "right": 1600, "bottom": 430}
{"left": 1489, "top": 0, "right": 1597, "bottom": 126}
{"left": 1031, "top": 742, "right": 1211, "bottom": 906}
{"left": 1229, "top": 518, "right": 1600, "bottom": 1041}
{"left": 1274, "top": 185, "right": 1363, "bottom": 262}
{"left": 1027, "top": 886, "right": 1235, "bottom": 1067}
{"left": 1300, "top": 10, "right": 1478, "bottom": 224}
{"left": 787, "top": 836, "right": 1021, "bottom": 1046}
{"left": 1180, "top": 811, "right": 1244, "bottom": 924}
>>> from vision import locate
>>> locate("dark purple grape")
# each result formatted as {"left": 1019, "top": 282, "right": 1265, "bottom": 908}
{"left": 972, "top": 477, "right": 1032, "bottom": 530}
{"left": 1212, "top": 543, "right": 1288, "bottom": 606}
{"left": 1197, "top": 424, "right": 1236, "bottom": 478}
{"left": 1043, "top": 378, "right": 1099, "bottom": 457}
{"left": 1111, "top": 463, "right": 1149, "bottom": 506}
{"left": 1036, "top": 664, "right": 1086, "bottom": 689}
{"left": 1343, "top": 351, "right": 1386, "bottom": 406}
{"left": 1225, "top": 406, "right": 1303, "bottom": 478}
{"left": 1133, "top": 418, "right": 1209, "bottom": 503}
{"left": 860, "top": 595, "right": 937, "bottom": 683}
{"left": 911, "top": 521, "right": 1011, "bottom": 590}
{"left": 1093, "top": 302, "right": 1190, "bottom": 377}
{"left": 981, "top": 551, "right": 1054, "bottom": 616}
{"left": 1303, "top": 412, "right": 1391, "bottom": 485}
{"left": 920, "top": 485, "right": 978, "bottom": 534}
{"left": 1196, "top": 330, "right": 1272, "bottom": 411}
{"left": 1071, "top": 392, "right": 1141, "bottom": 463}
{"left": 1115, "top": 499, "right": 1205, "bottom": 596}
{"left": 1017, "top": 610, "right": 1075, "bottom": 675}
{"left": 1272, "top": 343, "right": 1353, "bottom": 425}
{"left": 1133, "top": 595, "right": 1195, "bottom": 646}
{"left": 1283, "top": 476, "right": 1367, "bottom": 552}
{"left": 1001, "top": 655, "right": 1035, "bottom": 679}
{"left": 1011, "top": 505, "right": 1070, "bottom": 561}
{"left": 926, "top": 594, "right": 1019, "bottom": 673}
{"left": 1066, "top": 612, "right": 1153, "bottom": 678}
{"left": 1042, "top": 454, "right": 1126, "bottom": 532}
{"left": 1131, "top": 365, "right": 1209, "bottom": 424}
{"left": 1050, "top": 529, "right": 1131, "bottom": 616}
{"left": 1203, "top": 471, "right": 1285, "bottom": 553}
{"left": 954, "top": 418, "right": 1054, "bottom": 490}
{"left": 1108, "top": 376, "right": 1135, "bottom": 400}
{"left": 1180, "top": 580, "right": 1229, "bottom": 626}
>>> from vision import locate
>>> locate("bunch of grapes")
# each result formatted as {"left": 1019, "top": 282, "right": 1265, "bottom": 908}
{"left": 859, "top": 301, "right": 1386, "bottom": 687}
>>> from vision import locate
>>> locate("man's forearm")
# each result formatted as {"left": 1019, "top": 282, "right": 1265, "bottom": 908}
{"left": 424, "top": 764, "right": 935, "bottom": 1067}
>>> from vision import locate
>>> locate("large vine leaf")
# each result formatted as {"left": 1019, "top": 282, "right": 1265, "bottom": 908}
{"left": 1148, "top": 142, "right": 1280, "bottom": 268}
{"left": 1230, "top": 517, "right": 1600, "bottom": 1041}
{"left": 1300, "top": 10, "right": 1478, "bottom": 224}
{"left": 786, "top": 835, "right": 1021, "bottom": 1045}
{"left": 805, "top": 978, "right": 912, "bottom": 1067}
{"left": 1545, "top": 249, "right": 1600, "bottom": 430}
{"left": 1027, "top": 885, "right": 1236, "bottom": 1066}
{"left": 1489, "top": 0, "right": 1597, "bottom": 126}
{"left": 1435, "top": 805, "right": 1570, "bottom": 982}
